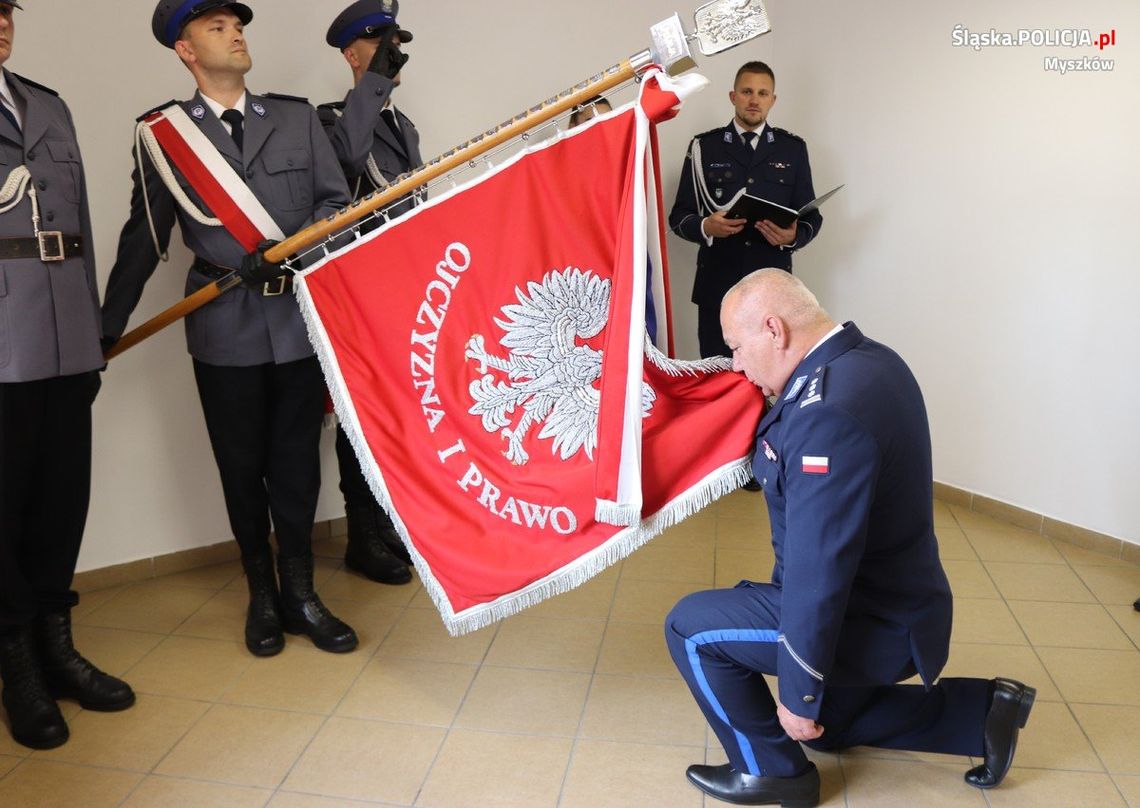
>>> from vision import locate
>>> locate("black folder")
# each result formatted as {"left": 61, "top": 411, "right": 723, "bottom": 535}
{"left": 724, "top": 184, "right": 844, "bottom": 229}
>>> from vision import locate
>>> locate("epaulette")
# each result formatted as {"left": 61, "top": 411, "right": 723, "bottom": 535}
{"left": 316, "top": 102, "right": 343, "bottom": 126}
{"left": 771, "top": 126, "right": 805, "bottom": 144}
{"left": 262, "top": 92, "right": 310, "bottom": 105}
{"left": 693, "top": 125, "right": 727, "bottom": 141}
{"left": 135, "top": 100, "right": 179, "bottom": 122}
{"left": 797, "top": 365, "right": 826, "bottom": 409}
{"left": 11, "top": 73, "right": 58, "bottom": 97}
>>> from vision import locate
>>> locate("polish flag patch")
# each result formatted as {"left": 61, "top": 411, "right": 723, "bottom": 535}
{"left": 802, "top": 456, "right": 830, "bottom": 474}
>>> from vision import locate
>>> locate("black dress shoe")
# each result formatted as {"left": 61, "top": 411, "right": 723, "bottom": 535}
{"left": 686, "top": 762, "right": 819, "bottom": 807}
{"left": 0, "top": 629, "right": 69, "bottom": 750}
{"left": 964, "top": 678, "right": 1036, "bottom": 789}
{"left": 34, "top": 611, "right": 135, "bottom": 711}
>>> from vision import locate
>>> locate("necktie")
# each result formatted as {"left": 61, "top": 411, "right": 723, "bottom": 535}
{"left": 220, "top": 108, "right": 244, "bottom": 153}
{"left": 0, "top": 103, "right": 19, "bottom": 134}
{"left": 742, "top": 131, "right": 758, "bottom": 150}
{"left": 381, "top": 107, "right": 408, "bottom": 155}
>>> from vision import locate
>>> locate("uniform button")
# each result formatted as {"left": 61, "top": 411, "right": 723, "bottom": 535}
{"left": 744, "top": 241, "right": 752, "bottom": 247}
{"left": 802, "top": 695, "right": 815, "bottom": 704}
{"left": 287, "top": 158, "right": 294, "bottom": 167}
{"left": 46, "top": 211, "right": 55, "bottom": 222}
{"left": 246, "top": 168, "right": 254, "bottom": 178}
{"left": 27, "top": 151, "right": 35, "bottom": 161}
{"left": 761, "top": 478, "right": 767, "bottom": 486}
{"left": 37, "top": 180, "right": 47, "bottom": 190}
{"left": 747, "top": 178, "right": 754, "bottom": 184}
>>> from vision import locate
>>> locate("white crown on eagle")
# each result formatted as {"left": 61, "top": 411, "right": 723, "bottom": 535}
{"left": 465, "top": 267, "right": 655, "bottom": 466}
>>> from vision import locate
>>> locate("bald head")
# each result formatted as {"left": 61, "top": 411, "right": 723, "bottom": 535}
{"left": 720, "top": 269, "right": 836, "bottom": 396}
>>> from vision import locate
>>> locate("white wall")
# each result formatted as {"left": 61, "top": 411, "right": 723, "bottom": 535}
{"left": 11, "top": 0, "right": 1136, "bottom": 572}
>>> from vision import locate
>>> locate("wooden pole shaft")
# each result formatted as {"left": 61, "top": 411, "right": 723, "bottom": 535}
{"left": 107, "top": 58, "right": 639, "bottom": 360}
{"left": 103, "top": 273, "right": 241, "bottom": 360}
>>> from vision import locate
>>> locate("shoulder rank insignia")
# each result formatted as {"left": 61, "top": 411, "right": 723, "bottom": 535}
{"left": 799, "top": 367, "right": 826, "bottom": 408}
{"left": 692, "top": 125, "right": 726, "bottom": 143}
{"left": 135, "top": 99, "right": 180, "bottom": 122}
{"left": 316, "top": 102, "right": 344, "bottom": 126}
{"left": 11, "top": 73, "right": 58, "bottom": 97}
{"left": 766, "top": 130, "right": 775, "bottom": 143}
{"left": 263, "top": 92, "right": 310, "bottom": 105}
{"left": 772, "top": 126, "right": 805, "bottom": 144}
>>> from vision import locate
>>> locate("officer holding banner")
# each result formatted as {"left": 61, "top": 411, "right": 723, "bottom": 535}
{"left": 0, "top": 0, "right": 135, "bottom": 751}
{"left": 314, "top": 0, "right": 424, "bottom": 584}
{"left": 101, "top": 0, "right": 357, "bottom": 657}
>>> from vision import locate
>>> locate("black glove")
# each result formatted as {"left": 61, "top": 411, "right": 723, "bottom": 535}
{"left": 367, "top": 24, "right": 410, "bottom": 79}
{"left": 239, "top": 240, "right": 287, "bottom": 286}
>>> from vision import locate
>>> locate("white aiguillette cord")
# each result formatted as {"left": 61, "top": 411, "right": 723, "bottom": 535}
{"left": 0, "top": 164, "right": 52, "bottom": 239}
{"left": 134, "top": 119, "right": 224, "bottom": 263}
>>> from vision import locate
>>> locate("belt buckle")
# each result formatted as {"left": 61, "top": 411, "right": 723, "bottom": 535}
{"left": 262, "top": 276, "right": 288, "bottom": 296}
{"left": 38, "top": 231, "right": 66, "bottom": 262}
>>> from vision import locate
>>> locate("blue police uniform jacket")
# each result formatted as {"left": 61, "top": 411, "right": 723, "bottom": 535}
{"left": 753, "top": 322, "right": 952, "bottom": 720}
{"left": 668, "top": 122, "right": 822, "bottom": 306}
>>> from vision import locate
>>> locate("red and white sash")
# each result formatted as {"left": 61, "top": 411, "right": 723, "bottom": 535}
{"left": 139, "top": 103, "right": 285, "bottom": 252}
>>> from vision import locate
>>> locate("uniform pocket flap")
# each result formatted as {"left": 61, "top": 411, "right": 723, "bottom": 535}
{"left": 263, "top": 149, "right": 310, "bottom": 174}
{"left": 46, "top": 139, "right": 79, "bottom": 163}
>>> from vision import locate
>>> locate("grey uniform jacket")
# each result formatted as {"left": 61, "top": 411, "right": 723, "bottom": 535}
{"left": 101, "top": 91, "right": 351, "bottom": 367}
{"left": 318, "top": 73, "right": 421, "bottom": 211}
{"left": 0, "top": 70, "right": 101, "bottom": 383}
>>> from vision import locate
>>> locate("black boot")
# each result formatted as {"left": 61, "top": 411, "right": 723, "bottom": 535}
{"left": 241, "top": 551, "right": 285, "bottom": 657}
{"left": 277, "top": 555, "right": 358, "bottom": 653}
{"left": 344, "top": 505, "right": 412, "bottom": 584}
{"left": 33, "top": 610, "right": 135, "bottom": 711}
{"left": 374, "top": 506, "right": 413, "bottom": 566}
{"left": 0, "top": 628, "right": 69, "bottom": 750}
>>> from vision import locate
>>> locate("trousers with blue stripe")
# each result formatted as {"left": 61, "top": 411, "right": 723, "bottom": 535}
{"left": 665, "top": 583, "right": 991, "bottom": 778}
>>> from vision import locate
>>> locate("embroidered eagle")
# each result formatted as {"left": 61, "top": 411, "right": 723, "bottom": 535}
{"left": 465, "top": 267, "right": 655, "bottom": 466}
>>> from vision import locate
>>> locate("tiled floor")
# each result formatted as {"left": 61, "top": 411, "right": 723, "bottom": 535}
{"left": 1, "top": 494, "right": 1138, "bottom": 807}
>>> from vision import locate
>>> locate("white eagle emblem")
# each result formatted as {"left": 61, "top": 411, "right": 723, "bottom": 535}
{"left": 465, "top": 267, "right": 655, "bottom": 466}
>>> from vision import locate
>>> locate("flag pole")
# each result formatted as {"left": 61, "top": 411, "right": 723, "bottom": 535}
{"left": 105, "top": 1, "right": 773, "bottom": 360}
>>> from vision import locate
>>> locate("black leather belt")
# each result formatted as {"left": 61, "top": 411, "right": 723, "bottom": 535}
{"left": 0, "top": 234, "right": 84, "bottom": 262}
{"left": 191, "top": 257, "right": 293, "bottom": 296}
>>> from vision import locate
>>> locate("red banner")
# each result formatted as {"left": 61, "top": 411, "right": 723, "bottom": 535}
{"left": 297, "top": 73, "right": 766, "bottom": 634}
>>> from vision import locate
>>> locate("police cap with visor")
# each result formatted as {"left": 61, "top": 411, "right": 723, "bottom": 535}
{"left": 326, "top": 0, "right": 412, "bottom": 50}
{"left": 152, "top": 0, "right": 253, "bottom": 48}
